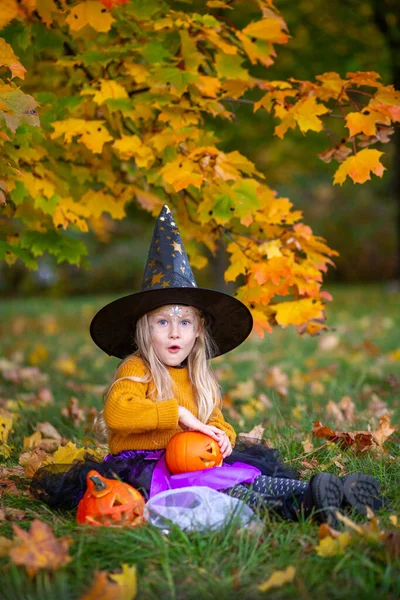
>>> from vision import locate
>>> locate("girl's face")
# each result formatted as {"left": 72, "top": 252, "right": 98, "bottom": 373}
{"left": 148, "top": 305, "right": 200, "bottom": 367}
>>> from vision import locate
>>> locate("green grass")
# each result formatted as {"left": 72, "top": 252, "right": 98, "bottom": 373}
{"left": 0, "top": 284, "right": 399, "bottom": 599}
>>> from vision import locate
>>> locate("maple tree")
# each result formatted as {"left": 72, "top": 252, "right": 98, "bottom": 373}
{"left": 1, "top": 1, "right": 399, "bottom": 334}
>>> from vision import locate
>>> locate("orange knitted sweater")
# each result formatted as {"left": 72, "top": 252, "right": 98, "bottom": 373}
{"left": 104, "top": 356, "right": 236, "bottom": 454}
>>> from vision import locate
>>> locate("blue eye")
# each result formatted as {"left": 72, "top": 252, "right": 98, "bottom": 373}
{"left": 158, "top": 319, "right": 168, "bottom": 326}
{"left": 181, "top": 320, "right": 190, "bottom": 326}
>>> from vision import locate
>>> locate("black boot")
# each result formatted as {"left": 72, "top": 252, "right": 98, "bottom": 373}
{"left": 300, "top": 473, "right": 344, "bottom": 528}
{"left": 341, "top": 473, "right": 387, "bottom": 516}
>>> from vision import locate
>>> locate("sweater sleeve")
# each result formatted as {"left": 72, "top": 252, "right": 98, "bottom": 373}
{"left": 207, "top": 405, "right": 237, "bottom": 447}
{"left": 104, "top": 358, "right": 179, "bottom": 434}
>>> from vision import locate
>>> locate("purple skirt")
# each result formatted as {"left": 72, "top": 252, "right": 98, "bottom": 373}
{"left": 31, "top": 441, "right": 297, "bottom": 510}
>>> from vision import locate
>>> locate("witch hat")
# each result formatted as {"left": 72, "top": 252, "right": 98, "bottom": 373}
{"left": 90, "top": 205, "right": 253, "bottom": 358}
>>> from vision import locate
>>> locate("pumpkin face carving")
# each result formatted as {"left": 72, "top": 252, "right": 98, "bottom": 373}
{"left": 166, "top": 432, "right": 223, "bottom": 474}
{"left": 76, "top": 470, "right": 145, "bottom": 527}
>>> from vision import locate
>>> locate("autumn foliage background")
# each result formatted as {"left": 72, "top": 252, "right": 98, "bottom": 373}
{"left": 0, "top": 1, "right": 400, "bottom": 599}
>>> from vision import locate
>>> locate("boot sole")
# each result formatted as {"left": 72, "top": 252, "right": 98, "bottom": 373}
{"left": 312, "top": 473, "right": 343, "bottom": 527}
{"left": 342, "top": 473, "right": 382, "bottom": 516}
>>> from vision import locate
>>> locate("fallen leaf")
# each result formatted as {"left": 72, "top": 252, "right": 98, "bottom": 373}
{"left": 109, "top": 564, "right": 137, "bottom": 600}
{"left": 318, "top": 523, "right": 342, "bottom": 540}
{"left": 9, "top": 519, "right": 72, "bottom": 577}
{"left": 23, "top": 431, "right": 42, "bottom": 450}
{"left": 265, "top": 366, "right": 288, "bottom": 397}
{"left": 36, "top": 422, "right": 62, "bottom": 440}
{"left": 238, "top": 423, "right": 265, "bottom": 441}
{"left": 257, "top": 565, "right": 296, "bottom": 592}
{"left": 229, "top": 380, "right": 255, "bottom": 399}
{"left": 326, "top": 396, "right": 355, "bottom": 423}
{"left": 301, "top": 435, "right": 314, "bottom": 453}
{"left": 0, "top": 507, "right": 27, "bottom": 522}
{"left": 79, "top": 570, "right": 121, "bottom": 600}
{"left": 367, "top": 394, "right": 389, "bottom": 418}
{"left": 54, "top": 356, "right": 77, "bottom": 376}
{"left": 19, "top": 449, "right": 52, "bottom": 477}
{"left": 312, "top": 413, "right": 396, "bottom": 453}
{"left": 0, "top": 413, "right": 13, "bottom": 443}
{"left": 372, "top": 413, "right": 396, "bottom": 447}
{"left": 314, "top": 532, "right": 352, "bottom": 557}
{"left": 61, "top": 397, "right": 85, "bottom": 427}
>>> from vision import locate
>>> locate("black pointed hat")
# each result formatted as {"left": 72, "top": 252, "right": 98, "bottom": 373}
{"left": 90, "top": 205, "right": 253, "bottom": 358}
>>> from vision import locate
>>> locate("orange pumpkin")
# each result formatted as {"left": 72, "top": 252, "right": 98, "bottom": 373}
{"left": 166, "top": 432, "right": 223, "bottom": 474}
{"left": 76, "top": 470, "right": 145, "bottom": 527}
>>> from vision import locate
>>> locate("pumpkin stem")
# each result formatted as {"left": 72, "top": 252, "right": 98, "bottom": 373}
{"left": 89, "top": 474, "right": 107, "bottom": 491}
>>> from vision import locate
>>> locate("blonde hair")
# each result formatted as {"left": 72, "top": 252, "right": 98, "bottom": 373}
{"left": 95, "top": 306, "right": 221, "bottom": 437}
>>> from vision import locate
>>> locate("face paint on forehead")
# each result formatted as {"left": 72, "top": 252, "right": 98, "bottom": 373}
{"left": 152, "top": 305, "right": 197, "bottom": 320}
{"left": 169, "top": 305, "right": 182, "bottom": 317}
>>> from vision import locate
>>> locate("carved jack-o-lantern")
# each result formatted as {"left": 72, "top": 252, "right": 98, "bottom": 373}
{"left": 166, "top": 431, "right": 223, "bottom": 474}
{"left": 76, "top": 470, "right": 145, "bottom": 527}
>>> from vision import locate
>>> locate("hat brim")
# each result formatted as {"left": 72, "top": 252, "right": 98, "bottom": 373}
{"left": 90, "top": 287, "right": 253, "bottom": 359}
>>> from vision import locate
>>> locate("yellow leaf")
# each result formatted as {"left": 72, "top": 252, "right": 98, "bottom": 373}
{"left": 0, "top": 38, "right": 26, "bottom": 79}
{"left": 52, "top": 442, "right": 87, "bottom": 464}
{"left": 274, "top": 298, "right": 325, "bottom": 327}
{"left": 81, "top": 190, "right": 127, "bottom": 220}
{"left": 29, "top": 344, "right": 49, "bottom": 365}
{"left": 161, "top": 159, "right": 203, "bottom": 192}
{"left": 258, "top": 566, "right": 296, "bottom": 593}
{"left": 0, "top": 0, "right": 19, "bottom": 30}
{"left": 54, "top": 356, "right": 77, "bottom": 375}
{"left": 23, "top": 172, "right": 55, "bottom": 199}
{"left": 195, "top": 76, "right": 221, "bottom": 98}
{"left": 113, "top": 135, "right": 155, "bottom": 168}
{"left": 0, "top": 413, "right": 13, "bottom": 443}
{"left": 109, "top": 564, "right": 137, "bottom": 600}
{"left": 275, "top": 97, "right": 329, "bottom": 138}
{"left": 243, "top": 18, "right": 289, "bottom": 44}
{"left": 82, "top": 79, "right": 128, "bottom": 105}
{"left": 51, "top": 119, "right": 112, "bottom": 154}
{"left": 0, "top": 443, "right": 13, "bottom": 459}
{"left": 132, "top": 186, "right": 163, "bottom": 214}
{"left": 124, "top": 63, "right": 149, "bottom": 84}
{"left": 35, "top": 0, "right": 59, "bottom": 27}
{"left": 66, "top": 1, "right": 115, "bottom": 32}
{"left": 316, "top": 72, "right": 347, "bottom": 100}
{"left": 23, "top": 431, "right": 42, "bottom": 450}
{"left": 315, "top": 532, "right": 352, "bottom": 557}
{"left": 345, "top": 110, "right": 390, "bottom": 137}
{"left": 230, "top": 380, "right": 255, "bottom": 399}
{"left": 333, "top": 149, "right": 386, "bottom": 185}
{"left": 258, "top": 239, "right": 282, "bottom": 259}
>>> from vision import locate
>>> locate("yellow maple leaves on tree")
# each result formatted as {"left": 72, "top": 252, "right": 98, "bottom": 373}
{"left": 0, "top": 0, "right": 399, "bottom": 335}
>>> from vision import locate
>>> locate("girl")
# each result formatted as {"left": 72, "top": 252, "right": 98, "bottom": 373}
{"left": 32, "top": 205, "right": 384, "bottom": 526}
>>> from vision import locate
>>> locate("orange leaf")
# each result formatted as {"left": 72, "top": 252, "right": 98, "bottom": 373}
{"left": 312, "top": 414, "right": 396, "bottom": 453}
{"left": 345, "top": 110, "right": 390, "bottom": 137}
{"left": 9, "top": 519, "right": 72, "bottom": 578}
{"left": 333, "top": 149, "right": 386, "bottom": 185}
{"left": 79, "top": 570, "right": 130, "bottom": 600}
{"left": 250, "top": 308, "right": 272, "bottom": 338}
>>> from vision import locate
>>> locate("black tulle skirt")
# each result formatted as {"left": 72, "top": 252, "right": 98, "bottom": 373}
{"left": 30, "top": 439, "right": 297, "bottom": 510}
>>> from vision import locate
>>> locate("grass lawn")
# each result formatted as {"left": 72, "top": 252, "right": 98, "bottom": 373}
{"left": 0, "top": 283, "right": 399, "bottom": 599}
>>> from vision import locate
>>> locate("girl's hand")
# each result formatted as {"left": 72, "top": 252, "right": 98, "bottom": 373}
{"left": 214, "top": 430, "right": 233, "bottom": 459}
{"left": 178, "top": 406, "right": 222, "bottom": 441}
